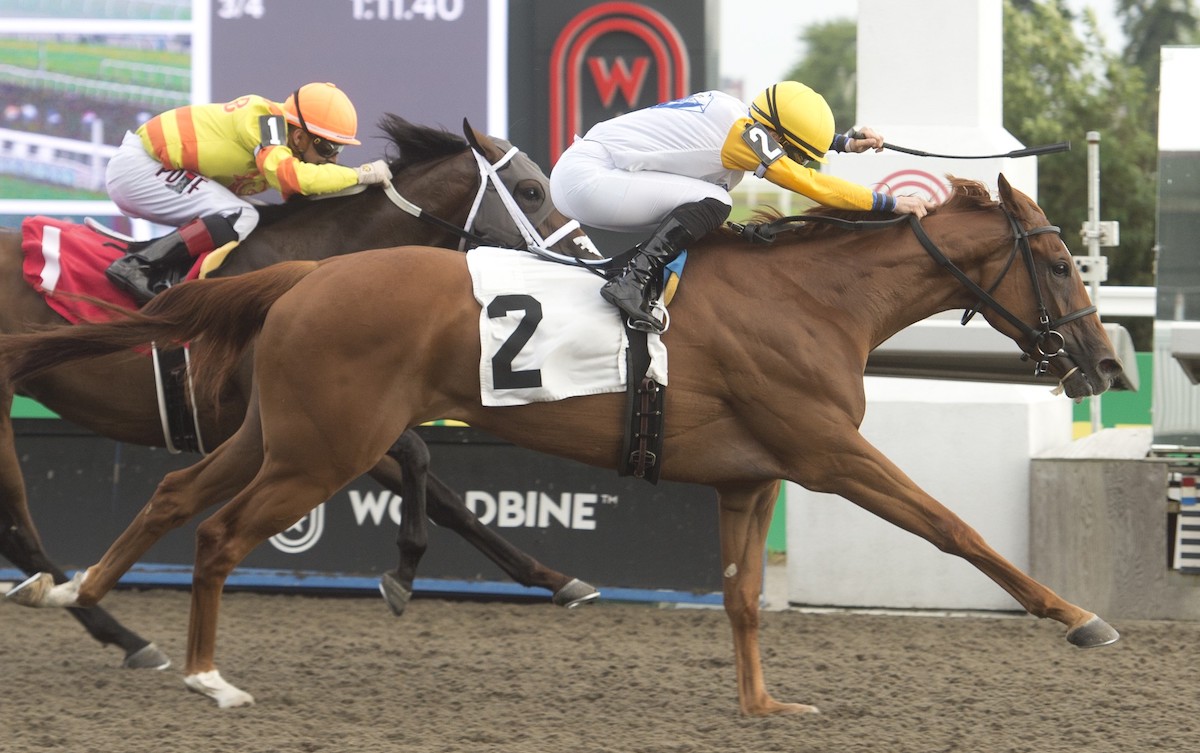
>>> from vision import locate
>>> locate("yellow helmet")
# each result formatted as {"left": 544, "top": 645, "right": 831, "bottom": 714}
{"left": 749, "top": 81, "right": 834, "bottom": 164}
{"left": 283, "top": 82, "right": 361, "bottom": 145}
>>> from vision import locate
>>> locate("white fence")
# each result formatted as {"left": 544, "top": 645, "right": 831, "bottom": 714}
{"left": 0, "top": 64, "right": 189, "bottom": 110}
{"left": 0, "top": 125, "right": 116, "bottom": 192}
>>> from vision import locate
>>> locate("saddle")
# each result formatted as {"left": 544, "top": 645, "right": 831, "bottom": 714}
{"left": 20, "top": 216, "right": 208, "bottom": 453}
{"left": 19, "top": 216, "right": 229, "bottom": 322}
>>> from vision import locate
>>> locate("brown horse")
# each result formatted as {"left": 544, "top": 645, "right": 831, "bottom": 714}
{"left": 0, "top": 116, "right": 597, "bottom": 670}
{"left": 1, "top": 175, "right": 1126, "bottom": 713}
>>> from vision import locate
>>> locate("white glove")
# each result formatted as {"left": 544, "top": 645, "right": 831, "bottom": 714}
{"left": 355, "top": 160, "right": 392, "bottom": 185}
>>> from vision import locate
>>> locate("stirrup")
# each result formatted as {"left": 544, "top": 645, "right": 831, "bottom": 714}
{"left": 625, "top": 300, "right": 669, "bottom": 334}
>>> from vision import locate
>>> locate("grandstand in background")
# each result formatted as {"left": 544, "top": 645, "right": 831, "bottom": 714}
{"left": 1, "top": 6, "right": 191, "bottom": 200}
{"left": 4, "top": 0, "right": 191, "bottom": 20}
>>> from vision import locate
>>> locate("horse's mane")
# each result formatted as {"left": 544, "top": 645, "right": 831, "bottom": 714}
{"left": 255, "top": 114, "right": 467, "bottom": 228}
{"left": 744, "top": 176, "right": 998, "bottom": 240}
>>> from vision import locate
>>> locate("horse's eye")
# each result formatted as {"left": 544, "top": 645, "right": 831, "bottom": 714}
{"left": 1052, "top": 261, "right": 1071, "bottom": 277}
{"left": 521, "top": 186, "right": 543, "bottom": 202}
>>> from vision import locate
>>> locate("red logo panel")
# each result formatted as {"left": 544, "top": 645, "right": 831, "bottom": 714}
{"left": 549, "top": 2, "right": 690, "bottom": 164}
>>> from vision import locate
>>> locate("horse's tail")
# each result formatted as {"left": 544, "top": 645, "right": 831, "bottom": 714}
{"left": 0, "top": 261, "right": 320, "bottom": 394}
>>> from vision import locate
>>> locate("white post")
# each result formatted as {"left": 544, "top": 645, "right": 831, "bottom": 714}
{"left": 90, "top": 117, "right": 105, "bottom": 192}
{"left": 1086, "top": 131, "right": 1102, "bottom": 434}
{"left": 834, "top": 0, "right": 1036, "bottom": 200}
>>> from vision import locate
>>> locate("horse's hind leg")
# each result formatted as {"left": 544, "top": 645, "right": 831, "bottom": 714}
{"left": 717, "top": 480, "right": 818, "bottom": 716}
{"left": 184, "top": 462, "right": 361, "bottom": 708}
{"left": 370, "top": 430, "right": 598, "bottom": 616}
{"left": 8, "top": 401, "right": 269, "bottom": 611}
{"left": 0, "top": 392, "right": 168, "bottom": 668}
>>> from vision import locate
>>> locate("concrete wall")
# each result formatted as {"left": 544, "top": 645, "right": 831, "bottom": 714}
{"left": 786, "top": 377, "right": 1072, "bottom": 611}
{"left": 1030, "top": 428, "right": 1200, "bottom": 620}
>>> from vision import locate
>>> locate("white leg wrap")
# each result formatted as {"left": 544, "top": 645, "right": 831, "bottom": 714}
{"left": 184, "top": 670, "right": 255, "bottom": 708}
{"left": 44, "top": 570, "right": 87, "bottom": 607}
{"left": 5, "top": 570, "right": 86, "bottom": 608}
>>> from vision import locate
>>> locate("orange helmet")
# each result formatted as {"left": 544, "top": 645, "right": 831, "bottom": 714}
{"left": 282, "top": 82, "right": 360, "bottom": 145}
{"left": 749, "top": 81, "right": 834, "bottom": 163}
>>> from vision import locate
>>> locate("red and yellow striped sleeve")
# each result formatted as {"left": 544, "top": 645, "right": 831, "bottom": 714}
{"left": 255, "top": 145, "right": 358, "bottom": 199}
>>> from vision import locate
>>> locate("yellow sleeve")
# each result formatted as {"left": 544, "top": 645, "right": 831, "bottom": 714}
{"left": 720, "top": 119, "right": 877, "bottom": 211}
{"left": 257, "top": 144, "right": 359, "bottom": 200}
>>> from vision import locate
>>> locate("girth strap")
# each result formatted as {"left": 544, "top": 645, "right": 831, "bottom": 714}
{"left": 618, "top": 327, "right": 666, "bottom": 484}
{"left": 151, "top": 344, "right": 206, "bottom": 455}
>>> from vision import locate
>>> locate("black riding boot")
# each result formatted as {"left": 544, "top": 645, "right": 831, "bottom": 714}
{"left": 601, "top": 197, "right": 731, "bottom": 332}
{"left": 106, "top": 214, "right": 238, "bottom": 305}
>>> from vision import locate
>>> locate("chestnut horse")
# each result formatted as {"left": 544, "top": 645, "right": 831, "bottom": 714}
{"left": 0, "top": 116, "right": 597, "bottom": 670}
{"left": 2, "top": 175, "right": 1126, "bottom": 713}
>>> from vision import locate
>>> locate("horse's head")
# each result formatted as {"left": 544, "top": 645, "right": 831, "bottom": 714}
{"left": 462, "top": 120, "right": 599, "bottom": 259}
{"left": 970, "top": 174, "right": 1126, "bottom": 399}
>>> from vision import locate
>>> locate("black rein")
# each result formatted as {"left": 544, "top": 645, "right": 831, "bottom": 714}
{"left": 729, "top": 206, "right": 1097, "bottom": 375}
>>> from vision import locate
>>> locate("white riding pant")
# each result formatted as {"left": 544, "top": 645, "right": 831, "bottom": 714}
{"left": 105, "top": 131, "right": 260, "bottom": 240}
{"left": 549, "top": 139, "right": 731, "bottom": 234}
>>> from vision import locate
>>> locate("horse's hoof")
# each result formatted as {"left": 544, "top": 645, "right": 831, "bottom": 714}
{"left": 5, "top": 572, "right": 55, "bottom": 607}
{"left": 553, "top": 578, "right": 600, "bottom": 608}
{"left": 1067, "top": 615, "right": 1121, "bottom": 648}
{"left": 744, "top": 702, "right": 820, "bottom": 716}
{"left": 184, "top": 670, "right": 255, "bottom": 708}
{"left": 123, "top": 642, "right": 171, "bottom": 670}
{"left": 379, "top": 572, "right": 413, "bottom": 617}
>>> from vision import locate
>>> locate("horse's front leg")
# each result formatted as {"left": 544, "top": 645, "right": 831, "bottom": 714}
{"left": 798, "top": 430, "right": 1120, "bottom": 647}
{"left": 717, "top": 480, "right": 819, "bottom": 716}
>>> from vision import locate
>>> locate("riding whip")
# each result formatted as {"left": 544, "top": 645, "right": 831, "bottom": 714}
{"left": 849, "top": 131, "right": 1070, "bottom": 160}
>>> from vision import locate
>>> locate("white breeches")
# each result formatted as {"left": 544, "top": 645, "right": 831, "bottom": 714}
{"left": 549, "top": 139, "right": 731, "bottom": 234}
{"left": 105, "top": 131, "right": 260, "bottom": 239}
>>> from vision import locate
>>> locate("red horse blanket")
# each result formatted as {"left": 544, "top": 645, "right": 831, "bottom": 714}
{"left": 20, "top": 216, "right": 205, "bottom": 323}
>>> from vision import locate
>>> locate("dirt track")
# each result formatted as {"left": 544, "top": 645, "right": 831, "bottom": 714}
{"left": 2, "top": 587, "right": 1198, "bottom": 753}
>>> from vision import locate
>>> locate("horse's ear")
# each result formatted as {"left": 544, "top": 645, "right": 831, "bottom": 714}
{"left": 997, "top": 173, "right": 1014, "bottom": 203}
{"left": 996, "top": 173, "right": 1038, "bottom": 221}
{"left": 462, "top": 118, "right": 485, "bottom": 154}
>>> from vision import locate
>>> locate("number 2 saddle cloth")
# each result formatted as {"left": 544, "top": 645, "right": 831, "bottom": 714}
{"left": 466, "top": 246, "right": 667, "bottom": 408}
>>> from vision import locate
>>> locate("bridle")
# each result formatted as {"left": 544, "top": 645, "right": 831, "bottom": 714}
{"left": 729, "top": 204, "right": 1097, "bottom": 377}
{"left": 377, "top": 142, "right": 581, "bottom": 253}
{"left": 907, "top": 205, "right": 1096, "bottom": 375}
{"left": 467, "top": 146, "right": 583, "bottom": 253}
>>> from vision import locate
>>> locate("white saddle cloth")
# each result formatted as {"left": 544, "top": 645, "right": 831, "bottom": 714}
{"left": 466, "top": 247, "right": 667, "bottom": 407}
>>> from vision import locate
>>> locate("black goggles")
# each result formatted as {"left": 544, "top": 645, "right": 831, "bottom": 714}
{"left": 309, "top": 135, "right": 344, "bottom": 160}
{"left": 781, "top": 140, "right": 811, "bottom": 166}
{"left": 291, "top": 88, "right": 346, "bottom": 160}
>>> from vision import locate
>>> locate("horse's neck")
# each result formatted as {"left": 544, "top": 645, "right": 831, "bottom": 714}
{"left": 808, "top": 216, "right": 1010, "bottom": 346}
{"left": 217, "top": 157, "right": 478, "bottom": 276}
{"left": 697, "top": 221, "right": 998, "bottom": 351}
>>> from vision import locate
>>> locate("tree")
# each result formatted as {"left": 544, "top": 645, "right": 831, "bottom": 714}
{"left": 1002, "top": 0, "right": 1158, "bottom": 295}
{"left": 783, "top": 2, "right": 1170, "bottom": 349}
{"left": 783, "top": 20, "right": 857, "bottom": 131}
{"left": 1118, "top": 0, "right": 1200, "bottom": 93}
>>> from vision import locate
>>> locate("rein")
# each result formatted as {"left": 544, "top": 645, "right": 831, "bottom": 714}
{"left": 732, "top": 206, "right": 1096, "bottom": 375}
